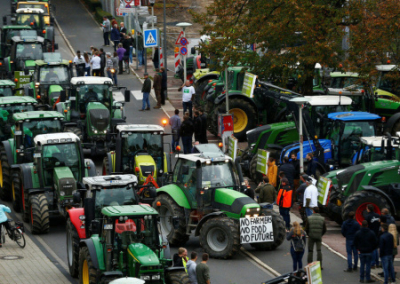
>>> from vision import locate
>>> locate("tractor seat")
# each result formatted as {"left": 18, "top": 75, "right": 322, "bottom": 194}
{"left": 115, "top": 219, "right": 136, "bottom": 235}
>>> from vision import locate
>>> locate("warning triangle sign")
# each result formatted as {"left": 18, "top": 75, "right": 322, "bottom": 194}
{"left": 146, "top": 33, "right": 156, "bottom": 45}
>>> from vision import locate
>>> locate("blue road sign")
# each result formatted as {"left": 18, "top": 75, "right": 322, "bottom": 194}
{"left": 143, "top": 29, "right": 158, "bottom": 48}
{"left": 180, "top": 37, "right": 188, "bottom": 46}
{"left": 180, "top": 46, "right": 187, "bottom": 56}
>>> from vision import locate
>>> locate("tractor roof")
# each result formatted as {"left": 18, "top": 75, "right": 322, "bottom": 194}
{"left": 3, "top": 25, "right": 32, "bottom": 30}
{"left": 376, "top": 65, "right": 398, "bottom": 72}
{"left": 0, "top": 96, "right": 37, "bottom": 104}
{"left": 330, "top": 72, "right": 359, "bottom": 78}
{"left": 70, "top": 76, "right": 113, "bottom": 85}
{"left": 179, "top": 144, "right": 231, "bottom": 163}
{"left": 0, "top": 80, "right": 16, "bottom": 87}
{"left": 327, "top": 112, "right": 381, "bottom": 121}
{"left": 360, "top": 135, "right": 400, "bottom": 147}
{"left": 304, "top": 95, "right": 352, "bottom": 106}
{"left": 101, "top": 205, "right": 158, "bottom": 217}
{"left": 36, "top": 53, "right": 70, "bottom": 66}
{"left": 117, "top": 124, "right": 164, "bottom": 133}
{"left": 13, "top": 110, "right": 64, "bottom": 120}
{"left": 83, "top": 174, "right": 138, "bottom": 187}
{"left": 16, "top": 8, "right": 44, "bottom": 13}
{"left": 34, "top": 132, "right": 80, "bottom": 146}
{"left": 11, "top": 35, "right": 44, "bottom": 43}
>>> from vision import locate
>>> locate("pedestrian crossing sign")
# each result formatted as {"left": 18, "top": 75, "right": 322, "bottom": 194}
{"left": 143, "top": 29, "right": 158, "bottom": 48}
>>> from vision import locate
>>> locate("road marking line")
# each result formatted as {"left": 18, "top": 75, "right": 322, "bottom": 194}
{"left": 240, "top": 247, "right": 281, "bottom": 278}
{"left": 113, "top": 91, "right": 124, "bottom": 102}
{"left": 131, "top": 90, "right": 142, "bottom": 101}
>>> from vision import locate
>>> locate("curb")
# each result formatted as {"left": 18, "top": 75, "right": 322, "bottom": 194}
{"left": 240, "top": 247, "right": 281, "bottom": 278}
{"left": 54, "top": 17, "right": 75, "bottom": 56}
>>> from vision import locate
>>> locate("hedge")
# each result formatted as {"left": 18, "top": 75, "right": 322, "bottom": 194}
{"left": 83, "top": 0, "right": 102, "bottom": 11}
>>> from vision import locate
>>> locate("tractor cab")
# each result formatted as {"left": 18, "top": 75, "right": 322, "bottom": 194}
{"left": 15, "top": 2, "right": 52, "bottom": 25}
{"left": 0, "top": 25, "right": 32, "bottom": 60}
{"left": 375, "top": 65, "right": 400, "bottom": 100}
{"left": 0, "top": 80, "right": 16, "bottom": 97}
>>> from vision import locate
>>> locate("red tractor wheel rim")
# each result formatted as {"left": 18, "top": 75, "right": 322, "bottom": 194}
{"left": 103, "top": 166, "right": 106, "bottom": 175}
{"left": 201, "top": 90, "right": 206, "bottom": 100}
{"left": 355, "top": 202, "right": 381, "bottom": 224}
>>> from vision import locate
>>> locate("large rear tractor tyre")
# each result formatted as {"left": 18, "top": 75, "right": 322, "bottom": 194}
{"left": 195, "top": 80, "right": 210, "bottom": 107}
{"left": 229, "top": 98, "right": 257, "bottom": 141}
{"left": 11, "top": 172, "right": 22, "bottom": 212}
{"left": 79, "top": 246, "right": 97, "bottom": 284}
{"left": 67, "top": 219, "right": 80, "bottom": 278}
{"left": 64, "top": 126, "right": 83, "bottom": 141}
{"left": 250, "top": 209, "right": 286, "bottom": 251}
{"left": 0, "top": 146, "right": 12, "bottom": 201}
{"left": 102, "top": 156, "right": 111, "bottom": 175}
{"left": 153, "top": 194, "right": 189, "bottom": 246}
{"left": 200, "top": 217, "right": 240, "bottom": 259}
{"left": 249, "top": 155, "right": 263, "bottom": 183}
{"left": 325, "top": 191, "right": 343, "bottom": 225}
{"left": 166, "top": 270, "right": 191, "bottom": 284}
{"left": 342, "top": 191, "right": 390, "bottom": 225}
{"left": 29, "top": 193, "right": 50, "bottom": 234}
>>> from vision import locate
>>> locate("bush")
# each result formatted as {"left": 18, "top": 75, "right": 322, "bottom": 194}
{"left": 94, "top": 7, "right": 112, "bottom": 23}
{"left": 84, "top": 0, "right": 102, "bottom": 11}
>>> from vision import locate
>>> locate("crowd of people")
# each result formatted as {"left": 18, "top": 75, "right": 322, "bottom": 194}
{"left": 174, "top": 248, "right": 211, "bottom": 284}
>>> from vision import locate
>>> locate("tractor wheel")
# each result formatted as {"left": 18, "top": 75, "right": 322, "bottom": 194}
{"left": 239, "top": 147, "right": 252, "bottom": 177}
{"left": 102, "top": 156, "right": 111, "bottom": 175}
{"left": 250, "top": 209, "right": 286, "bottom": 251}
{"left": 79, "top": 246, "right": 97, "bottom": 284}
{"left": 325, "top": 191, "right": 343, "bottom": 225}
{"left": 342, "top": 191, "right": 390, "bottom": 225}
{"left": 195, "top": 80, "right": 210, "bottom": 106}
{"left": 229, "top": 98, "right": 257, "bottom": 141}
{"left": 67, "top": 219, "right": 80, "bottom": 278}
{"left": 249, "top": 155, "right": 263, "bottom": 183}
{"left": 207, "top": 109, "right": 219, "bottom": 137}
{"left": 64, "top": 126, "right": 84, "bottom": 141}
{"left": 29, "top": 193, "right": 50, "bottom": 234}
{"left": 0, "top": 146, "right": 12, "bottom": 201}
{"left": 11, "top": 172, "right": 22, "bottom": 212}
{"left": 166, "top": 270, "right": 191, "bottom": 284}
{"left": 389, "top": 119, "right": 400, "bottom": 136}
{"left": 200, "top": 217, "right": 240, "bottom": 259}
{"left": 153, "top": 194, "right": 189, "bottom": 246}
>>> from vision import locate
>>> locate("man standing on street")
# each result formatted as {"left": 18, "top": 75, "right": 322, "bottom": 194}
{"left": 280, "top": 157, "right": 296, "bottom": 188}
{"left": 366, "top": 204, "right": 381, "bottom": 269}
{"left": 196, "top": 253, "right": 211, "bottom": 284}
{"left": 290, "top": 153, "right": 300, "bottom": 189}
{"left": 303, "top": 175, "right": 318, "bottom": 217}
{"left": 276, "top": 177, "right": 293, "bottom": 231}
{"left": 305, "top": 207, "right": 327, "bottom": 269}
{"left": 161, "top": 67, "right": 167, "bottom": 105}
{"left": 381, "top": 208, "right": 396, "bottom": 225}
{"left": 380, "top": 223, "right": 396, "bottom": 284}
{"left": 169, "top": 109, "right": 181, "bottom": 151}
{"left": 193, "top": 110, "right": 202, "bottom": 143}
{"left": 180, "top": 81, "right": 195, "bottom": 119}
{"left": 101, "top": 16, "right": 111, "bottom": 46}
{"left": 268, "top": 156, "right": 278, "bottom": 188}
{"left": 255, "top": 176, "right": 276, "bottom": 204}
{"left": 342, "top": 211, "right": 361, "bottom": 272}
{"left": 173, "top": 247, "right": 189, "bottom": 269}
{"left": 137, "top": 32, "right": 144, "bottom": 66}
{"left": 186, "top": 251, "right": 198, "bottom": 284}
{"left": 73, "top": 50, "right": 86, "bottom": 76}
{"left": 180, "top": 115, "right": 194, "bottom": 154}
{"left": 140, "top": 73, "right": 151, "bottom": 111}
{"left": 354, "top": 220, "right": 378, "bottom": 283}
{"left": 199, "top": 108, "right": 208, "bottom": 143}
{"left": 153, "top": 68, "right": 162, "bottom": 109}
{"left": 305, "top": 153, "right": 317, "bottom": 178}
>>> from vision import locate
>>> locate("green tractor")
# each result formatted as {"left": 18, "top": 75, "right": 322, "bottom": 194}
{"left": 56, "top": 76, "right": 130, "bottom": 156}
{"left": 10, "top": 132, "right": 96, "bottom": 234}
{"left": 11, "top": 0, "right": 52, "bottom": 15}
{"left": 0, "top": 80, "right": 16, "bottom": 96}
{"left": 103, "top": 124, "right": 171, "bottom": 187}
{"left": 153, "top": 144, "right": 285, "bottom": 259}
{"left": 0, "top": 110, "right": 64, "bottom": 202}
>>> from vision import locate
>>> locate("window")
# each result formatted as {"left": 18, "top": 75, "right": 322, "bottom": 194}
{"left": 17, "top": 14, "right": 40, "bottom": 27}
{"left": 39, "top": 66, "right": 70, "bottom": 84}
{"left": 94, "top": 187, "right": 137, "bottom": 218}
{"left": 77, "top": 84, "right": 111, "bottom": 112}
{"left": 0, "top": 87, "right": 13, "bottom": 97}
{"left": 16, "top": 43, "right": 43, "bottom": 60}
{"left": 22, "top": 119, "right": 62, "bottom": 148}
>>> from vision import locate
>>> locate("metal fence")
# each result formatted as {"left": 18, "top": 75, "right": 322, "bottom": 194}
{"left": 100, "top": 0, "right": 115, "bottom": 17}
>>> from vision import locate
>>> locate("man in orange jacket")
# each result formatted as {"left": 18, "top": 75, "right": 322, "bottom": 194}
{"left": 267, "top": 156, "right": 278, "bottom": 188}
{"left": 277, "top": 177, "right": 293, "bottom": 231}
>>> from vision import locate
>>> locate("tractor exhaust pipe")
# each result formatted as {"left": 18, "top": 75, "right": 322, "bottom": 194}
{"left": 235, "top": 158, "right": 245, "bottom": 193}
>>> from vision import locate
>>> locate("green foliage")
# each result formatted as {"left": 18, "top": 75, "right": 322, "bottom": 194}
{"left": 83, "top": 0, "right": 102, "bottom": 12}
{"left": 94, "top": 7, "right": 112, "bottom": 23}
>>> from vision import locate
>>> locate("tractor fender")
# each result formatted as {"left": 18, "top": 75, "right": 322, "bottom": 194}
{"left": 45, "top": 26, "right": 55, "bottom": 43}
{"left": 156, "top": 184, "right": 191, "bottom": 209}
{"left": 104, "top": 152, "right": 114, "bottom": 173}
{"left": 80, "top": 238, "right": 100, "bottom": 270}
{"left": 165, "top": 266, "right": 186, "bottom": 273}
{"left": 68, "top": 208, "right": 86, "bottom": 239}
{"left": 266, "top": 144, "right": 284, "bottom": 151}
{"left": 385, "top": 113, "right": 400, "bottom": 133}
{"left": 2, "top": 140, "right": 14, "bottom": 166}
{"left": 194, "top": 212, "right": 227, "bottom": 237}
{"left": 84, "top": 159, "right": 96, "bottom": 177}
{"left": 214, "top": 91, "right": 253, "bottom": 106}
{"left": 11, "top": 163, "right": 34, "bottom": 190}
{"left": 361, "top": 185, "right": 397, "bottom": 215}
{"left": 195, "top": 73, "right": 219, "bottom": 85}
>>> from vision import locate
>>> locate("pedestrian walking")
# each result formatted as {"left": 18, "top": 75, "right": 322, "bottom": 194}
{"left": 305, "top": 207, "right": 327, "bottom": 269}
{"left": 342, "top": 211, "right": 361, "bottom": 272}
{"left": 290, "top": 153, "right": 300, "bottom": 190}
{"left": 305, "top": 153, "right": 317, "bottom": 178}
{"left": 196, "top": 253, "right": 211, "bottom": 284}
{"left": 161, "top": 67, "right": 167, "bottom": 105}
{"left": 280, "top": 157, "right": 296, "bottom": 188}
{"left": 186, "top": 251, "right": 198, "bottom": 284}
{"left": 276, "top": 177, "right": 293, "bottom": 231}
{"left": 111, "top": 52, "right": 118, "bottom": 86}
{"left": 99, "top": 48, "right": 106, "bottom": 76}
{"left": 117, "top": 43, "right": 126, "bottom": 74}
{"left": 83, "top": 52, "right": 91, "bottom": 76}
{"left": 153, "top": 47, "right": 160, "bottom": 69}
{"left": 0, "top": 204, "right": 11, "bottom": 247}
{"left": 169, "top": 109, "right": 181, "bottom": 150}
{"left": 180, "top": 115, "right": 194, "bottom": 154}
{"left": 153, "top": 68, "right": 162, "bottom": 109}
{"left": 303, "top": 175, "right": 318, "bottom": 217}
{"left": 287, "top": 221, "right": 307, "bottom": 271}
{"left": 101, "top": 16, "right": 111, "bottom": 46}
{"left": 179, "top": 81, "right": 195, "bottom": 119}
{"left": 366, "top": 204, "right": 381, "bottom": 269}
{"left": 128, "top": 33, "right": 134, "bottom": 64}
{"left": 354, "top": 220, "right": 378, "bottom": 283}
{"left": 198, "top": 108, "right": 208, "bottom": 144}
{"left": 255, "top": 176, "right": 276, "bottom": 204}
{"left": 380, "top": 223, "right": 396, "bottom": 284}
{"left": 193, "top": 110, "right": 202, "bottom": 142}
{"left": 173, "top": 247, "right": 189, "bottom": 271}
{"left": 140, "top": 73, "right": 151, "bottom": 111}
{"left": 110, "top": 24, "right": 120, "bottom": 51}
{"left": 90, "top": 51, "right": 101, "bottom": 76}
{"left": 73, "top": 50, "right": 86, "bottom": 76}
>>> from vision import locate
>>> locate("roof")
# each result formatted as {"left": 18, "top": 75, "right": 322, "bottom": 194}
{"left": 329, "top": 72, "right": 359, "bottom": 78}
{"left": 179, "top": 144, "right": 231, "bottom": 163}
{"left": 3, "top": 25, "right": 32, "bottom": 30}
{"left": 83, "top": 174, "right": 138, "bottom": 187}
{"left": 327, "top": 112, "right": 381, "bottom": 121}
{"left": 11, "top": 35, "right": 44, "bottom": 43}
{"left": 16, "top": 8, "right": 44, "bottom": 13}
{"left": 101, "top": 205, "right": 158, "bottom": 217}
{"left": 117, "top": 124, "right": 164, "bottom": 133}
{"left": 0, "top": 80, "right": 16, "bottom": 87}
{"left": 0, "top": 96, "right": 37, "bottom": 104}
{"left": 359, "top": 136, "right": 399, "bottom": 147}
{"left": 13, "top": 111, "right": 64, "bottom": 120}
{"left": 70, "top": 76, "right": 113, "bottom": 85}
{"left": 34, "top": 132, "right": 80, "bottom": 146}
{"left": 304, "top": 95, "right": 352, "bottom": 106}
{"left": 376, "top": 65, "right": 398, "bottom": 72}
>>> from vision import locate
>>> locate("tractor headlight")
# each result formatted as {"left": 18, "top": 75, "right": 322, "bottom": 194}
{"left": 140, "top": 276, "right": 151, "bottom": 281}
{"left": 152, "top": 275, "right": 160, "bottom": 280}
{"left": 94, "top": 130, "right": 98, "bottom": 134}
{"left": 159, "top": 169, "right": 163, "bottom": 174}
{"left": 60, "top": 191, "right": 65, "bottom": 196}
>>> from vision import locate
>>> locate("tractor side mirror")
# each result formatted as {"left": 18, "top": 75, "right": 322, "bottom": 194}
{"left": 60, "top": 90, "right": 66, "bottom": 102}
{"left": 50, "top": 17, "right": 55, "bottom": 24}
{"left": 24, "top": 68, "right": 29, "bottom": 76}
{"left": 172, "top": 217, "right": 180, "bottom": 230}
{"left": 181, "top": 165, "right": 189, "bottom": 175}
{"left": 90, "top": 220, "right": 101, "bottom": 235}
{"left": 54, "top": 43, "right": 59, "bottom": 50}
{"left": 191, "top": 47, "right": 196, "bottom": 55}
{"left": 124, "top": 89, "right": 130, "bottom": 102}
{"left": 72, "top": 191, "right": 81, "bottom": 204}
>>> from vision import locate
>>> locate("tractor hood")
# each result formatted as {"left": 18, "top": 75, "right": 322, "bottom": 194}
{"left": 282, "top": 139, "right": 332, "bottom": 160}
{"left": 128, "top": 243, "right": 160, "bottom": 266}
{"left": 53, "top": 167, "right": 77, "bottom": 197}
{"left": 87, "top": 102, "right": 110, "bottom": 132}
{"left": 214, "top": 188, "right": 259, "bottom": 218}
{"left": 135, "top": 155, "right": 157, "bottom": 183}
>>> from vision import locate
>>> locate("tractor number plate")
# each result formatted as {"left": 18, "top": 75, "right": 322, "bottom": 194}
{"left": 104, "top": 224, "right": 113, "bottom": 230}
{"left": 33, "top": 153, "right": 41, "bottom": 158}
{"left": 14, "top": 131, "right": 22, "bottom": 135}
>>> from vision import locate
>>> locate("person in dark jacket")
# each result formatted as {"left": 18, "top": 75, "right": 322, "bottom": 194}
{"left": 255, "top": 176, "right": 276, "bottom": 204}
{"left": 180, "top": 115, "right": 194, "bottom": 154}
{"left": 243, "top": 178, "right": 255, "bottom": 200}
{"left": 305, "top": 153, "right": 317, "bottom": 178}
{"left": 290, "top": 153, "right": 300, "bottom": 189}
{"left": 193, "top": 111, "right": 202, "bottom": 142}
{"left": 161, "top": 67, "right": 167, "bottom": 105}
{"left": 153, "top": 48, "right": 160, "bottom": 69}
{"left": 381, "top": 208, "right": 396, "bottom": 225}
{"left": 296, "top": 174, "right": 308, "bottom": 224}
{"left": 305, "top": 207, "right": 327, "bottom": 268}
{"left": 380, "top": 223, "right": 395, "bottom": 284}
{"left": 119, "top": 22, "right": 127, "bottom": 39}
{"left": 199, "top": 108, "right": 208, "bottom": 144}
{"left": 366, "top": 204, "right": 381, "bottom": 268}
{"left": 280, "top": 157, "right": 296, "bottom": 188}
{"left": 342, "top": 211, "right": 361, "bottom": 272}
{"left": 153, "top": 69, "right": 162, "bottom": 109}
{"left": 354, "top": 220, "right": 379, "bottom": 283}
{"left": 140, "top": 73, "right": 151, "bottom": 111}
{"left": 99, "top": 48, "right": 106, "bottom": 76}
{"left": 276, "top": 177, "right": 293, "bottom": 230}
{"left": 110, "top": 24, "right": 120, "bottom": 51}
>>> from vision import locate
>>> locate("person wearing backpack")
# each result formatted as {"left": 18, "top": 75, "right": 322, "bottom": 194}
{"left": 287, "top": 221, "right": 307, "bottom": 271}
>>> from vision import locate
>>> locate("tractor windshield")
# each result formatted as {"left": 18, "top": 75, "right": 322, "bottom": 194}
{"left": 377, "top": 71, "right": 400, "bottom": 96}
{"left": 41, "top": 143, "right": 80, "bottom": 187}
{"left": 1, "top": 104, "right": 35, "bottom": 123}
{"left": 201, "top": 161, "right": 237, "bottom": 188}
{"left": 94, "top": 187, "right": 137, "bottom": 218}
{"left": 22, "top": 119, "right": 62, "bottom": 148}
{"left": 76, "top": 84, "right": 112, "bottom": 111}
{"left": 309, "top": 105, "right": 350, "bottom": 137}
{"left": 39, "top": 65, "right": 70, "bottom": 85}
{"left": 16, "top": 43, "right": 43, "bottom": 60}
{"left": 0, "top": 87, "right": 13, "bottom": 97}
{"left": 16, "top": 14, "right": 41, "bottom": 28}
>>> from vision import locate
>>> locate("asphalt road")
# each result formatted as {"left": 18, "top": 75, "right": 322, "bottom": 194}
{"left": 0, "top": 1, "right": 368, "bottom": 283}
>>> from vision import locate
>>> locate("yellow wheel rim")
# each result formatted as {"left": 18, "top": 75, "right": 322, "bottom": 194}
{"left": 229, "top": 108, "right": 248, "bottom": 133}
{"left": 0, "top": 162, "right": 3, "bottom": 188}
{"left": 82, "top": 260, "right": 89, "bottom": 284}
{"left": 12, "top": 182, "right": 15, "bottom": 202}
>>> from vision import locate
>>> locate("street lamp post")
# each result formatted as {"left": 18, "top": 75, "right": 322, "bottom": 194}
{"left": 149, "top": 0, "right": 155, "bottom": 57}
{"left": 290, "top": 97, "right": 311, "bottom": 173}
{"left": 176, "top": 22, "right": 192, "bottom": 83}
